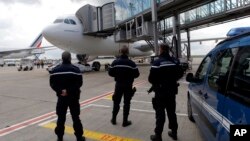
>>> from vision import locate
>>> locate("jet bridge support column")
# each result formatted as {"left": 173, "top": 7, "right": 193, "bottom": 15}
{"left": 172, "top": 13, "right": 182, "bottom": 59}
{"left": 152, "top": 0, "right": 159, "bottom": 56}
{"left": 186, "top": 29, "right": 191, "bottom": 61}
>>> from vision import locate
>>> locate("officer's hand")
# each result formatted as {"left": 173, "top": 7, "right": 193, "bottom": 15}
{"left": 61, "top": 89, "right": 68, "bottom": 97}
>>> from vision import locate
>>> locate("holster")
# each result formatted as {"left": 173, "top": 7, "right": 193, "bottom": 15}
{"left": 152, "top": 97, "right": 158, "bottom": 110}
{"left": 131, "top": 87, "right": 136, "bottom": 97}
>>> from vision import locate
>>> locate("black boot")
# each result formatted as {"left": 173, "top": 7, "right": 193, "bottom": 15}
{"left": 111, "top": 117, "right": 116, "bottom": 125}
{"left": 122, "top": 120, "right": 132, "bottom": 127}
{"left": 150, "top": 134, "right": 162, "bottom": 141}
{"left": 57, "top": 136, "right": 63, "bottom": 141}
{"left": 76, "top": 136, "right": 85, "bottom": 141}
{"left": 122, "top": 114, "right": 132, "bottom": 127}
{"left": 168, "top": 131, "right": 177, "bottom": 140}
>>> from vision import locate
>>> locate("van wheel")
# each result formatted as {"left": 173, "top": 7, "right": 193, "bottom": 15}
{"left": 92, "top": 62, "right": 101, "bottom": 71}
{"left": 188, "top": 97, "right": 195, "bottom": 122}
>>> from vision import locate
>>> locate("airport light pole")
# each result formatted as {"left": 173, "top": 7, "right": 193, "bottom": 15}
{"left": 152, "top": 0, "right": 159, "bottom": 56}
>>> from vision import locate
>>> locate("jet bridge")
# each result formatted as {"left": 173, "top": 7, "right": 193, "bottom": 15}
{"left": 75, "top": 2, "right": 116, "bottom": 37}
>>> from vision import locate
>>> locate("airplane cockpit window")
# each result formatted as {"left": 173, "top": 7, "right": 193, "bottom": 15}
{"left": 63, "top": 18, "right": 76, "bottom": 25}
{"left": 53, "top": 19, "right": 64, "bottom": 23}
{"left": 69, "top": 19, "right": 76, "bottom": 25}
{"left": 64, "top": 19, "right": 70, "bottom": 24}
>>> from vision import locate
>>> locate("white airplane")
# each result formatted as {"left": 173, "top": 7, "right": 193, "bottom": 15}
{"left": 42, "top": 14, "right": 154, "bottom": 71}
{"left": 42, "top": 4, "right": 229, "bottom": 71}
{"left": 0, "top": 34, "right": 52, "bottom": 59}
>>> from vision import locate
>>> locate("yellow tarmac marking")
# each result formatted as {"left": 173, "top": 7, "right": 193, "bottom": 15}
{"left": 42, "top": 122, "right": 141, "bottom": 141}
{"left": 105, "top": 95, "right": 113, "bottom": 100}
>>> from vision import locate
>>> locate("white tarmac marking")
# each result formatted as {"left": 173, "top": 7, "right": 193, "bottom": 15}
{"left": 90, "top": 104, "right": 188, "bottom": 116}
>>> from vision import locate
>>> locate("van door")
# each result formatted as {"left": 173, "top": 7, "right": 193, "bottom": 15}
{"left": 188, "top": 56, "right": 211, "bottom": 134}
{"left": 204, "top": 48, "right": 236, "bottom": 141}
{"left": 222, "top": 47, "right": 250, "bottom": 141}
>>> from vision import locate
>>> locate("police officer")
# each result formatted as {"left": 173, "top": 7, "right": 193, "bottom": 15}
{"left": 50, "top": 51, "right": 85, "bottom": 141}
{"left": 149, "top": 44, "right": 184, "bottom": 141}
{"left": 108, "top": 45, "right": 140, "bottom": 127}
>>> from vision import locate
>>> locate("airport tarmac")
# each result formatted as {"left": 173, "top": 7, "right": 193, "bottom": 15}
{"left": 0, "top": 64, "right": 204, "bottom": 141}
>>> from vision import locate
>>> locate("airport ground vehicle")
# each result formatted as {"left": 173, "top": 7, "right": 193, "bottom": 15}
{"left": 186, "top": 31, "right": 250, "bottom": 141}
{"left": 46, "top": 60, "right": 86, "bottom": 73}
{"left": 47, "top": 57, "right": 115, "bottom": 73}
{"left": 17, "top": 59, "right": 33, "bottom": 71}
{"left": 5, "top": 60, "right": 16, "bottom": 66}
{"left": 0, "top": 59, "right": 4, "bottom": 67}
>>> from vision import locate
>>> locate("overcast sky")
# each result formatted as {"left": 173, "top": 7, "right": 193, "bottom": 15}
{"left": 0, "top": 0, "right": 250, "bottom": 59}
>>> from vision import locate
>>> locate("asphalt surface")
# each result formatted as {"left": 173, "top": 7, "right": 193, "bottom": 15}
{"left": 0, "top": 64, "right": 204, "bottom": 141}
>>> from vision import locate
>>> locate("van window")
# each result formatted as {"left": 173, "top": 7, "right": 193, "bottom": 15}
{"left": 229, "top": 47, "right": 250, "bottom": 98}
{"left": 208, "top": 49, "right": 236, "bottom": 93}
{"left": 195, "top": 56, "right": 211, "bottom": 80}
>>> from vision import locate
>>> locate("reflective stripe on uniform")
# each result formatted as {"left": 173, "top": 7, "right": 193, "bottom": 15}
{"left": 50, "top": 72, "right": 82, "bottom": 76}
{"left": 151, "top": 63, "right": 176, "bottom": 68}
{"left": 110, "top": 65, "right": 137, "bottom": 69}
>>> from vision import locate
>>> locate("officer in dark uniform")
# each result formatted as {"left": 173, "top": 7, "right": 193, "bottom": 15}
{"left": 108, "top": 45, "right": 140, "bottom": 127}
{"left": 149, "top": 44, "right": 184, "bottom": 141}
{"left": 50, "top": 51, "right": 85, "bottom": 141}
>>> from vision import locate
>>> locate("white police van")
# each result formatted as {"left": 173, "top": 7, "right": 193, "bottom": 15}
{"left": 186, "top": 30, "right": 250, "bottom": 141}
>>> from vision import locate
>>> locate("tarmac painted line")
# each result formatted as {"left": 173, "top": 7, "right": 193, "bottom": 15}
{"left": 38, "top": 104, "right": 92, "bottom": 126}
{"left": 42, "top": 122, "right": 142, "bottom": 141}
{"left": 0, "top": 92, "right": 112, "bottom": 137}
{"left": 105, "top": 95, "right": 113, "bottom": 100}
{"left": 90, "top": 104, "right": 188, "bottom": 116}
{"left": 0, "top": 80, "right": 146, "bottom": 137}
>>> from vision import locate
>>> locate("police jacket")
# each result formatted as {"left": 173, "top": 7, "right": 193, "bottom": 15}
{"left": 108, "top": 55, "right": 140, "bottom": 84}
{"left": 148, "top": 53, "right": 184, "bottom": 93}
{"left": 50, "top": 62, "right": 83, "bottom": 98}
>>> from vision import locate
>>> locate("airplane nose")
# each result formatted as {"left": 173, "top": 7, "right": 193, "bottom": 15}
{"left": 42, "top": 26, "right": 54, "bottom": 42}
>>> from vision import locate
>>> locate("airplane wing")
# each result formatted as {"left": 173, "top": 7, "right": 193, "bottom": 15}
{"left": 0, "top": 33, "right": 56, "bottom": 59}
{"left": 0, "top": 46, "right": 55, "bottom": 54}
{"left": 0, "top": 46, "right": 55, "bottom": 58}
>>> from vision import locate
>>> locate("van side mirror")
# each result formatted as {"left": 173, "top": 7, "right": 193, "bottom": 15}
{"left": 186, "top": 73, "right": 194, "bottom": 82}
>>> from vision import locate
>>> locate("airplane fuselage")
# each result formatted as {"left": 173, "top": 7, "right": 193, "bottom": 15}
{"left": 42, "top": 15, "right": 153, "bottom": 57}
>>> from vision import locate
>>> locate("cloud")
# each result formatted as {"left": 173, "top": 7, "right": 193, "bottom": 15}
{"left": 0, "top": 18, "right": 12, "bottom": 29}
{"left": 0, "top": 0, "right": 41, "bottom": 5}
{"left": 1, "top": 0, "right": 250, "bottom": 59}
{"left": 70, "top": 0, "right": 114, "bottom": 6}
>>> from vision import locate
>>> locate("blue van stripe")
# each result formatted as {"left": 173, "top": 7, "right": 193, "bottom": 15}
{"left": 189, "top": 90, "right": 232, "bottom": 132}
